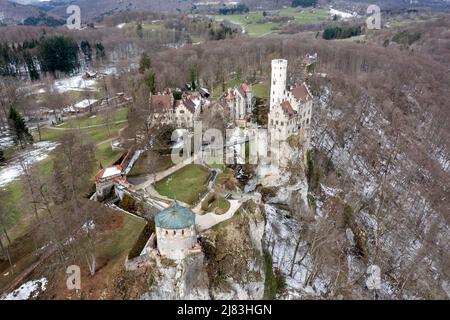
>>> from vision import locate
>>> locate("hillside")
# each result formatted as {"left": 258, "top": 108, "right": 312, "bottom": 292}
{"left": 0, "top": 0, "right": 41, "bottom": 25}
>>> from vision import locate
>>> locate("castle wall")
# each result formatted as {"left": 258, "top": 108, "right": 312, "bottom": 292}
{"left": 156, "top": 225, "right": 196, "bottom": 260}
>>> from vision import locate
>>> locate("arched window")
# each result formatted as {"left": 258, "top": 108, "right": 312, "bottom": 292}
{"left": 182, "top": 230, "right": 185, "bottom": 236}
{"left": 165, "top": 230, "right": 168, "bottom": 235}
{"left": 173, "top": 230, "right": 176, "bottom": 235}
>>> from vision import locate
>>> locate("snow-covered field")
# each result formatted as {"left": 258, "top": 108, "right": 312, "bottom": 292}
{"left": 1, "top": 277, "right": 48, "bottom": 300}
{"left": 0, "top": 141, "right": 59, "bottom": 187}
{"left": 53, "top": 66, "right": 117, "bottom": 93}
{"left": 329, "top": 8, "right": 357, "bottom": 20}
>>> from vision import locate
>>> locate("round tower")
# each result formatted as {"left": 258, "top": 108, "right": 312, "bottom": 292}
{"left": 155, "top": 202, "right": 197, "bottom": 260}
{"left": 270, "top": 59, "right": 288, "bottom": 110}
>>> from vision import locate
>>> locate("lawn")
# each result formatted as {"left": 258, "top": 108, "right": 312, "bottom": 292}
{"left": 253, "top": 82, "right": 269, "bottom": 98}
{"left": 208, "top": 198, "right": 231, "bottom": 215}
{"left": 211, "top": 78, "right": 241, "bottom": 98}
{"left": 208, "top": 8, "right": 329, "bottom": 37}
{"left": 38, "top": 122, "right": 126, "bottom": 145}
{"left": 154, "top": 164, "right": 210, "bottom": 205}
{"left": 211, "top": 78, "right": 268, "bottom": 99}
{"left": 59, "top": 108, "right": 128, "bottom": 129}
{"left": 142, "top": 21, "right": 165, "bottom": 31}
{"left": 128, "top": 151, "right": 173, "bottom": 177}
{"left": 2, "top": 113, "right": 128, "bottom": 240}
{"left": 95, "top": 140, "right": 123, "bottom": 168}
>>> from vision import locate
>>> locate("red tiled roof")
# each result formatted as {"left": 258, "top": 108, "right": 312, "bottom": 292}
{"left": 225, "top": 89, "right": 235, "bottom": 101}
{"left": 95, "top": 165, "right": 123, "bottom": 182}
{"left": 150, "top": 94, "right": 173, "bottom": 113}
{"left": 241, "top": 83, "right": 252, "bottom": 93}
{"left": 291, "top": 84, "right": 312, "bottom": 103}
{"left": 175, "top": 99, "right": 195, "bottom": 114}
{"left": 281, "top": 100, "right": 296, "bottom": 117}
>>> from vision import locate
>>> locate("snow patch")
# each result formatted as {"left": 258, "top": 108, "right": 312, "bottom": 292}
{"left": 2, "top": 277, "right": 48, "bottom": 300}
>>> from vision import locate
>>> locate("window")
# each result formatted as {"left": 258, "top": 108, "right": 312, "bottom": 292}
{"left": 173, "top": 230, "right": 176, "bottom": 235}
{"left": 165, "top": 230, "right": 168, "bottom": 235}
{"left": 182, "top": 230, "right": 185, "bottom": 236}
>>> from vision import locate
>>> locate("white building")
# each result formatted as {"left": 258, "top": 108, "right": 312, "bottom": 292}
{"left": 154, "top": 202, "right": 199, "bottom": 260}
{"left": 95, "top": 165, "right": 123, "bottom": 198}
{"left": 268, "top": 59, "right": 313, "bottom": 143}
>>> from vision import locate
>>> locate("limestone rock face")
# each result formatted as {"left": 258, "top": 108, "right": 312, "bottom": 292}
{"left": 140, "top": 201, "right": 266, "bottom": 300}
{"left": 141, "top": 253, "right": 210, "bottom": 300}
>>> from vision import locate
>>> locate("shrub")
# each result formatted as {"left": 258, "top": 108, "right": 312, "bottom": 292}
{"left": 392, "top": 30, "right": 421, "bottom": 46}
{"left": 323, "top": 25, "right": 362, "bottom": 40}
{"left": 292, "top": 0, "right": 317, "bottom": 8}
{"left": 201, "top": 192, "right": 217, "bottom": 211}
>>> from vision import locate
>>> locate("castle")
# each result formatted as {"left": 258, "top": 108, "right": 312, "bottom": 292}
{"left": 268, "top": 59, "right": 313, "bottom": 144}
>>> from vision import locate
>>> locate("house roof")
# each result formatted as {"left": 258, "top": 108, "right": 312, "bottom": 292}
{"left": 155, "top": 202, "right": 195, "bottom": 230}
{"left": 291, "top": 84, "right": 312, "bottom": 103}
{"left": 150, "top": 94, "right": 173, "bottom": 113}
{"left": 241, "top": 83, "right": 252, "bottom": 93}
{"left": 74, "top": 99, "right": 98, "bottom": 109}
{"left": 225, "top": 89, "right": 235, "bottom": 101}
{"left": 175, "top": 99, "right": 195, "bottom": 114}
{"left": 95, "top": 165, "right": 122, "bottom": 181}
{"left": 281, "top": 100, "right": 296, "bottom": 117}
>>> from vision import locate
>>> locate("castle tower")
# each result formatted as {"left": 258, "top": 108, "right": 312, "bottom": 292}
{"left": 270, "top": 59, "right": 288, "bottom": 110}
{"left": 155, "top": 201, "right": 197, "bottom": 260}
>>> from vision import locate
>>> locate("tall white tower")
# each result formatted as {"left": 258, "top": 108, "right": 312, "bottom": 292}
{"left": 270, "top": 59, "right": 288, "bottom": 110}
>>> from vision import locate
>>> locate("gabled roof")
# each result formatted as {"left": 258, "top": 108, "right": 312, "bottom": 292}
{"left": 74, "top": 99, "right": 98, "bottom": 109}
{"left": 281, "top": 100, "right": 296, "bottom": 118}
{"left": 291, "top": 83, "right": 312, "bottom": 103}
{"left": 95, "top": 165, "right": 122, "bottom": 181}
{"left": 225, "top": 89, "right": 235, "bottom": 101}
{"left": 150, "top": 94, "right": 173, "bottom": 113}
{"left": 175, "top": 99, "right": 195, "bottom": 114}
{"left": 155, "top": 202, "right": 195, "bottom": 230}
{"left": 240, "top": 83, "right": 252, "bottom": 93}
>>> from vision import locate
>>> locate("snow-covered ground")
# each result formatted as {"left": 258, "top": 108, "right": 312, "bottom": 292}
{"left": 1, "top": 277, "right": 48, "bottom": 300}
{"left": 329, "top": 8, "right": 357, "bottom": 20}
{"left": 53, "top": 66, "right": 117, "bottom": 93}
{"left": 0, "top": 141, "right": 59, "bottom": 187}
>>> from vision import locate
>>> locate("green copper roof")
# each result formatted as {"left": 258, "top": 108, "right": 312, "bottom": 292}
{"left": 155, "top": 202, "right": 195, "bottom": 230}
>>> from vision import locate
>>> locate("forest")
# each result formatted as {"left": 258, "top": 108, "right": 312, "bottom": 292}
{"left": 0, "top": 35, "right": 106, "bottom": 80}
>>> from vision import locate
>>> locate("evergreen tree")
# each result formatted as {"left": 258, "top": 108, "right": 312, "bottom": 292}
{"left": 95, "top": 43, "right": 106, "bottom": 61}
{"left": 80, "top": 40, "right": 92, "bottom": 63}
{"left": 8, "top": 107, "right": 33, "bottom": 148}
{"left": 138, "top": 52, "right": 151, "bottom": 74}
{"left": 143, "top": 71, "right": 156, "bottom": 94}
{"left": 24, "top": 51, "right": 39, "bottom": 80}
{"left": 136, "top": 22, "right": 144, "bottom": 39}
{"left": 38, "top": 36, "right": 79, "bottom": 76}
{"left": 291, "top": 0, "right": 317, "bottom": 7}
